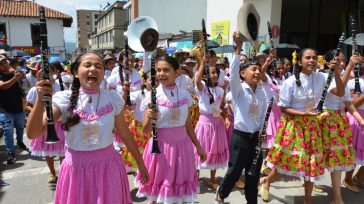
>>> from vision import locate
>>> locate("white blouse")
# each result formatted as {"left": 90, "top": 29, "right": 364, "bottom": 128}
{"left": 107, "top": 67, "right": 142, "bottom": 92}
{"left": 143, "top": 85, "right": 193, "bottom": 128}
{"left": 52, "top": 89, "right": 124, "bottom": 151}
{"left": 130, "top": 90, "right": 149, "bottom": 122}
{"left": 278, "top": 72, "right": 326, "bottom": 112}
{"left": 26, "top": 82, "right": 64, "bottom": 105}
{"left": 323, "top": 77, "right": 352, "bottom": 110}
{"left": 195, "top": 81, "right": 224, "bottom": 116}
{"left": 348, "top": 78, "right": 364, "bottom": 110}
{"left": 176, "top": 74, "right": 194, "bottom": 94}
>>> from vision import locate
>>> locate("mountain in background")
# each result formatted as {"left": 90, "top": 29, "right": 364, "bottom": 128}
{"left": 65, "top": 42, "right": 76, "bottom": 53}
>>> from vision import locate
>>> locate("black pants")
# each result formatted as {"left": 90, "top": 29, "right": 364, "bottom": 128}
{"left": 219, "top": 129, "right": 263, "bottom": 204}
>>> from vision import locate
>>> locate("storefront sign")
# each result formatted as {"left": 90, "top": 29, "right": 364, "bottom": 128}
{"left": 12, "top": 46, "right": 40, "bottom": 55}
{"left": 211, "top": 20, "right": 230, "bottom": 45}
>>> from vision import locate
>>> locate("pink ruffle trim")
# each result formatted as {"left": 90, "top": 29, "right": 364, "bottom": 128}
{"left": 157, "top": 98, "right": 188, "bottom": 108}
{"left": 73, "top": 102, "right": 114, "bottom": 120}
{"left": 269, "top": 82, "right": 280, "bottom": 94}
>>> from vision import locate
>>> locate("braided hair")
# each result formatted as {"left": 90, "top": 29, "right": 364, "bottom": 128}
{"left": 141, "top": 71, "right": 151, "bottom": 97}
{"left": 62, "top": 52, "right": 103, "bottom": 131}
{"left": 294, "top": 48, "right": 318, "bottom": 87}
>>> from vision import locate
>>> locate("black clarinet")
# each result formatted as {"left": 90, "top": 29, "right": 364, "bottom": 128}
{"left": 150, "top": 56, "right": 161, "bottom": 154}
{"left": 316, "top": 32, "right": 346, "bottom": 112}
{"left": 267, "top": 21, "right": 279, "bottom": 79}
{"left": 58, "top": 73, "right": 64, "bottom": 91}
{"left": 124, "top": 37, "right": 132, "bottom": 106}
{"left": 247, "top": 97, "right": 274, "bottom": 176}
{"left": 351, "top": 16, "right": 362, "bottom": 94}
{"left": 39, "top": 6, "right": 59, "bottom": 143}
{"left": 201, "top": 19, "right": 215, "bottom": 103}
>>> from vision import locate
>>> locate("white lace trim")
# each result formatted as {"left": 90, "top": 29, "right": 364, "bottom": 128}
{"left": 267, "top": 162, "right": 325, "bottom": 182}
{"left": 136, "top": 192, "right": 197, "bottom": 204}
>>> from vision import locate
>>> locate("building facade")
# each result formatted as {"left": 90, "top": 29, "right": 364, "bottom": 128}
{"left": 77, "top": 10, "right": 102, "bottom": 52}
{"left": 0, "top": 0, "right": 72, "bottom": 57}
{"left": 90, "top": 1, "right": 128, "bottom": 53}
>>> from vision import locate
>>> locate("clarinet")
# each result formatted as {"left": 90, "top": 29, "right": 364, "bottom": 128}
{"left": 39, "top": 6, "right": 59, "bottom": 143}
{"left": 316, "top": 32, "right": 346, "bottom": 112}
{"left": 58, "top": 73, "right": 64, "bottom": 91}
{"left": 150, "top": 56, "right": 161, "bottom": 154}
{"left": 267, "top": 21, "right": 279, "bottom": 79}
{"left": 124, "top": 37, "right": 132, "bottom": 106}
{"left": 351, "top": 16, "right": 362, "bottom": 94}
{"left": 202, "top": 19, "right": 214, "bottom": 103}
{"left": 247, "top": 97, "right": 274, "bottom": 176}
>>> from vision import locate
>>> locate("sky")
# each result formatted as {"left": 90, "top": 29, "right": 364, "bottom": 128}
{"left": 34, "top": 0, "right": 120, "bottom": 43}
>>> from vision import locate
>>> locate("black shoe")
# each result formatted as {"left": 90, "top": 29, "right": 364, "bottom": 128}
{"left": 17, "top": 141, "right": 28, "bottom": 151}
{"left": 7, "top": 153, "right": 16, "bottom": 165}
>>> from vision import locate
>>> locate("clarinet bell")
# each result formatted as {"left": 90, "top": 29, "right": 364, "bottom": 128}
{"left": 45, "top": 124, "right": 60, "bottom": 144}
{"left": 151, "top": 138, "right": 161, "bottom": 154}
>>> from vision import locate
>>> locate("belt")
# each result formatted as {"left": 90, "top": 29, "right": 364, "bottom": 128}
{"left": 233, "top": 129, "right": 259, "bottom": 139}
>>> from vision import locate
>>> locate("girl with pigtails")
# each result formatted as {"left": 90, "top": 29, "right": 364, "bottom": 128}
{"left": 260, "top": 48, "right": 344, "bottom": 204}
{"left": 194, "top": 51, "right": 230, "bottom": 190}
{"left": 26, "top": 52, "right": 149, "bottom": 204}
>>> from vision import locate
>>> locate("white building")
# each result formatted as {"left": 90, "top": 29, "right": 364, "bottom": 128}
{"left": 0, "top": 0, "right": 72, "bottom": 57}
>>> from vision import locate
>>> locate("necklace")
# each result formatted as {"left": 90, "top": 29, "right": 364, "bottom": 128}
{"left": 302, "top": 73, "right": 315, "bottom": 110}
{"left": 79, "top": 91, "right": 101, "bottom": 118}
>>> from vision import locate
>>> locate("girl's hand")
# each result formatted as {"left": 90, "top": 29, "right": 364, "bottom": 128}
{"left": 137, "top": 162, "right": 150, "bottom": 184}
{"left": 304, "top": 107, "right": 321, "bottom": 116}
{"left": 225, "top": 117, "right": 231, "bottom": 129}
{"left": 197, "top": 147, "right": 207, "bottom": 162}
{"left": 348, "top": 55, "right": 360, "bottom": 68}
{"left": 146, "top": 103, "right": 158, "bottom": 120}
{"left": 359, "top": 119, "right": 364, "bottom": 128}
{"left": 35, "top": 80, "right": 53, "bottom": 99}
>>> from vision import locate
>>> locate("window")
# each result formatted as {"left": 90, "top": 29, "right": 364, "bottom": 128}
{"left": 95, "top": 14, "right": 99, "bottom": 19}
{"left": 0, "top": 22, "right": 7, "bottom": 43}
{"left": 86, "top": 15, "right": 90, "bottom": 19}
{"left": 86, "top": 21, "right": 90, "bottom": 25}
{"left": 30, "top": 23, "right": 40, "bottom": 47}
{"left": 109, "top": 13, "right": 112, "bottom": 23}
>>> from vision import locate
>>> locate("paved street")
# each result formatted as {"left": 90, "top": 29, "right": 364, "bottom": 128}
{"left": 1, "top": 135, "right": 364, "bottom": 204}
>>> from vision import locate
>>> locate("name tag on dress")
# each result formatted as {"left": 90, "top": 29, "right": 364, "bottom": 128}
{"left": 81, "top": 121, "right": 101, "bottom": 145}
{"left": 248, "top": 103, "right": 259, "bottom": 118}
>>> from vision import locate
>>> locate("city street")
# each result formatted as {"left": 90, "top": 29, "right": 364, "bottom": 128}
{"left": 1, "top": 136, "right": 364, "bottom": 204}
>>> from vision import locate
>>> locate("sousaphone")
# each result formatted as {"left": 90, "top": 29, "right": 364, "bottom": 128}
{"left": 237, "top": 3, "right": 260, "bottom": 53}
{"left": 127, "top": 16, "right": 159, "bottom": 52}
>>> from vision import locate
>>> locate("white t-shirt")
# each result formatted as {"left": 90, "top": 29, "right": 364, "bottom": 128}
{"left": 107, "top": 68, "right": 142, "bottom": 92}
{"left": 348, "top": 78, "right": 364, "bottom": 110}
{"left": 52, "top": 89, "right": 124, "bottom": 151}
{"left": 26, "top": 82, "right": 64, "bottom": 105}
{"left": 142, "top": 85, "right": 193, "bottom": 128}
{"left": 278, "top": 72, "right": 326, "bottom": 112}
{"left": 26, "top": 73, "right": 37, "bottom": 89}
{"left": 195, "top": 81, "right": 224, "bottom": 116}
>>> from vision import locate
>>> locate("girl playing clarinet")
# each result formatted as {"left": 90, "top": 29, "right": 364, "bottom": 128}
{"left": 135, "top": 56, "right": 206, "bottom": 204}
{"left": 194, "top": 48, "right": 230, "bottom": 190}
{"left": 261, "top": 48, "right": 344, "bottom": 204}
{"left": 26, "top": 52, "right": 149, "bottom": 204}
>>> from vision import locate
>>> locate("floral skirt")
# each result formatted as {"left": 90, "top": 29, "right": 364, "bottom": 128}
{"left": 267, "top": 114, "right": 325, "bottom": 182}
{"left": 121, "top": 119, "right": 150, "bottom": 171}
{"left": 191, "top": 103, "right": 200, "bottom": 129}
{"left": 318, "top": 110, "right": 355, "bottom": 172}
